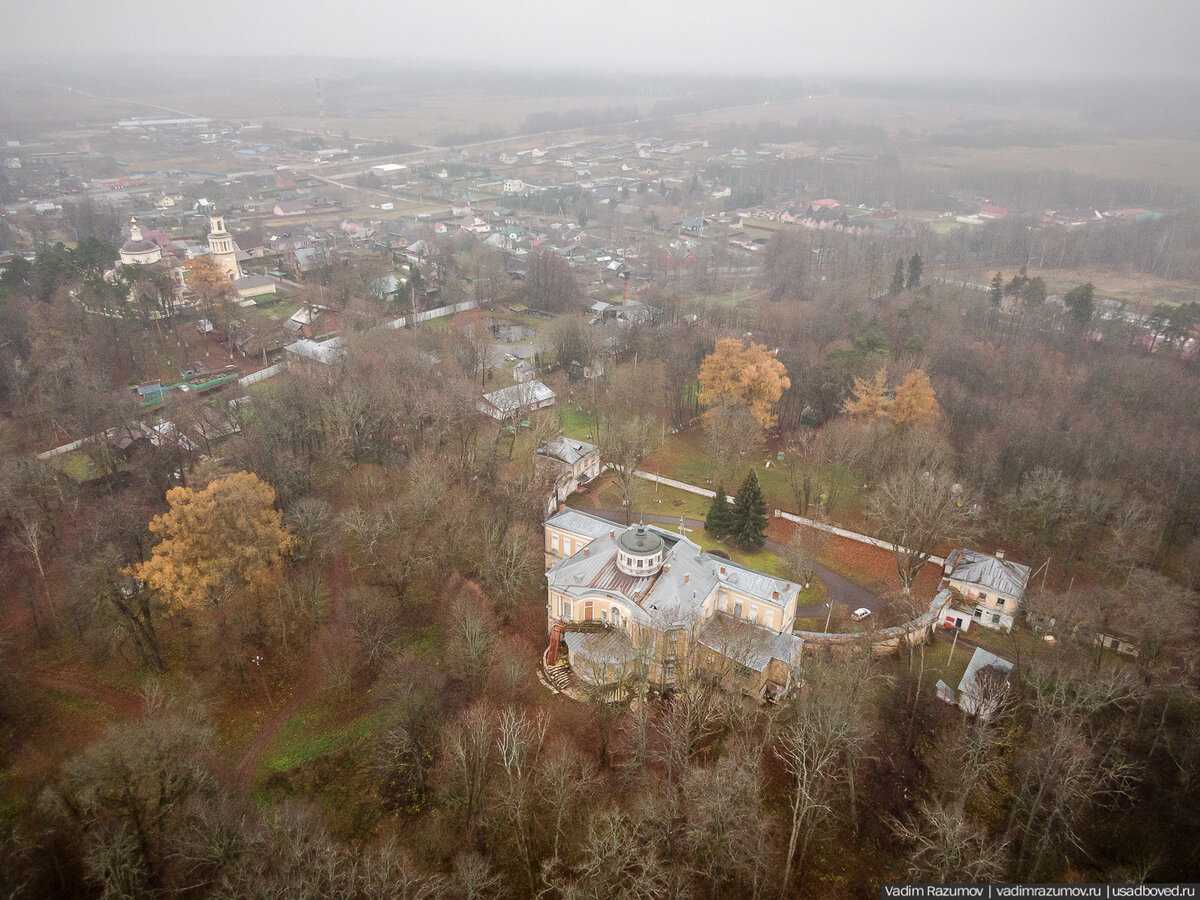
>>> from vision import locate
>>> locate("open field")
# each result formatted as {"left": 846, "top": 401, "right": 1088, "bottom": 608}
{"left": 937, "top": 264, "right": 1200, "bottom": 308}
{"left": 912, "top": 138, "right": 1200, "bottom": 195}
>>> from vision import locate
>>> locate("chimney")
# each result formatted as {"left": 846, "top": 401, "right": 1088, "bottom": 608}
{"left": 663, "top": 563, "right": 670, "bottom": 573}
{"left": 720, "top": 566, "right": 726, "bottom": 575}
{"left": 995, "top": 549, "right": 1005, "bottom": 561}
{"left": 772, "top": 591, "right": 779, "bottom": 600}
{"left": 684, "top": 574, "right": 689, "bottom": 583}
{"left": 609, "top": 530, "right": 615, "bottom": 538}
{"left": 785, "top": 582, "right": 791, "bottom": 590}
{"left": 584, "top": 548, "right": 589, "bottom": 557}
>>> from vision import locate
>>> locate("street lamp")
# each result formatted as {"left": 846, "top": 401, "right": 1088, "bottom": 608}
{"left": 251, "top": 654, "right": 273, "bottom": 706}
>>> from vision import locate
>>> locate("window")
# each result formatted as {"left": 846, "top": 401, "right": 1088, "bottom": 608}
{"left": 561, "top": 598, "right": 572, "bottom": 619}
{"left": 734, "top": 601, "right": 744, "bottom": 619}
{"left": 551, "top": 533, "right": 560, "bottom": 552}
{"left": 601, "top": 609, "right": 608, "bottom": 623}
{"left": 978, "top": 592, "right": 987, "bottom": 601}
{"left": 973, "top": 608, "right": 982, "bottom": 618}
{"left": 991, "top": 614, "right": 1001, "bottom": 625}
{"left": 750, "top": 605, "right": 759, "bottom": 624}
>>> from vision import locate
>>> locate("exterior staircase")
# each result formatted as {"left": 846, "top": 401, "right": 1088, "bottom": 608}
{"left": 545, "top": 661, "right": 573, "bottom": 693}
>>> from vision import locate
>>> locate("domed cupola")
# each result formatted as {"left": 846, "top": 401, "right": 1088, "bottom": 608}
{"left": 119, "top": 216, "right": 162, "bottom": 265}
{"left": 616, "top": 525, "right": 665, "bottom": 576}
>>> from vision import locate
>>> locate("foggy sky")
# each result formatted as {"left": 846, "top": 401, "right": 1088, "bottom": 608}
{"left": 8, "top": 0, "right": 1200, "bottom": 79}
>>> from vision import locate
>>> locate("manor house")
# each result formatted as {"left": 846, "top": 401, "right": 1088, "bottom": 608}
{"left": 544, "top": 509, "right": 804, "bottom": 700}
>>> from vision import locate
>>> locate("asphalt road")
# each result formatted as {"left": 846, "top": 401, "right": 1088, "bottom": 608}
{"left": 585, "top": 509, "right": 887, "bottom": 619}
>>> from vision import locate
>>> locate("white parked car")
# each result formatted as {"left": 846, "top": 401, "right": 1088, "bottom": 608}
{"left": 851, "top": 607, "right": 872, "bottom": 621}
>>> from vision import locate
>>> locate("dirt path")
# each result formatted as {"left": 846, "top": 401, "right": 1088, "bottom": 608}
{"left": 589, "top": 477, "right": 616, "bottom": 508}
{"left": 25, "top": 669, "right": 145, "bottom": 719}
{"left": 233, "top": 554, "right": 351, "bottom": 791}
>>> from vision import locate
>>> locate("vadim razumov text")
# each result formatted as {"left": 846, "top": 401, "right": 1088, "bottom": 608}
{"left": 881, "top": 885, "right": 1199, "bottom": 899}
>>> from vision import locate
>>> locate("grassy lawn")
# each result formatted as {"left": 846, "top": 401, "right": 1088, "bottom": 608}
{"left": 688, "top": 287, "right": 761, "bottom": 306}
{"left": 643, "top": 425, "right": 866, "bottom": 523}
{"left": 923, "top": 635, "right": 973, "bottom": 690}
{"left": 633, "top": 481, "right": 712, "bottom": 522}
{"left": 260, "top": 705, "right": 382, "bottom": 778}
{"left": 558, "top": 402, "right": 599, "bottom": 441}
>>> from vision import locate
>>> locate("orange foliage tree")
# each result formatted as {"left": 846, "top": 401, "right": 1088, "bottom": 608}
{"left": 845, "top": 367, "right": 941, "bottom": 427}
{"left": 844, "top": 367, "right": 891, "bottom": 420}
{"left": 697, "top": 337, "right": 790, "bottom": 430}
{"left": 889, "top": 370, "right": 942, "bottom": 427}
{"left": 129, "top": 471, "right": 296, "bottom": 609}
{"left": 184, "top": 256, "right": 235, "bottom": 300}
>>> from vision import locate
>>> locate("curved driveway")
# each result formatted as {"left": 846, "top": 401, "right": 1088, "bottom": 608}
{"left": 584, "top": 509, "right": 887, "bottom": 618}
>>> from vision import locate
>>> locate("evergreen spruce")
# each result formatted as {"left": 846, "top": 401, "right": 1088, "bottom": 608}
{"left": 705, "top": 482, "right": 735, "bottom": 537}
{"left": 906, "top": 252, "right": 923, "bottom": 289}
{"left": 889, "top": 258, "right": 905, "bottom": 295}
{"left": 731, "top": 469, "right": 768, "bottom": 548}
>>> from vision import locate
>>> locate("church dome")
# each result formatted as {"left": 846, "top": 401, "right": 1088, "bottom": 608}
{"left": 118, "top": 217, "right": 161, "bottom": 264}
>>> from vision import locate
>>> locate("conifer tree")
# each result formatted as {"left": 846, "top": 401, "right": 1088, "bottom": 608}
{"left": 906, "top": 252, "right": 923, "bottom": 289}
{"left": 732, "top": 469, "right": 768, "bottom": 548}
{"left": 988, "top": 272, "right": 1003, "bottom": 307}
{"left": 705, "top": 482, "right": 735, "bottom": 537}
{"left": 889, "top": 258, "right": 906, "bottom": 295}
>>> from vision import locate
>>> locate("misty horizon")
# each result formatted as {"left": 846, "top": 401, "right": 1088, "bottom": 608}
{"left": 6, "top": 0, "right": 1200, "bottom": 81}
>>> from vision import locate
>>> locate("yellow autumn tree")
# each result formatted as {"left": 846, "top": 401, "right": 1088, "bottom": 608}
{"left": 184, "top": 256, "right": 235, "bottom": 302}
{"left": 129, "top": 471, "right": 296, "bottom": 609}
{"left": 697, "top": 337, "right": 790, "bottom": 429}
{"left": 844, "top": 367, "right": 891, "bottom": 420}
{"left": 889, "top": 369, "right": 942, "bottom": 427}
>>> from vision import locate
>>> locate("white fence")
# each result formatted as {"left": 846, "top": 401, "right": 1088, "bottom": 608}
{"left": 239, "top": 362, "right": 286, "bottom": 386}
{"left": 385, "top": 299, "right": 479, "bottom": 330}
{"left": 621, "top": 467, "right": 945, "bottom": 566}
{"left": 774, "top": 509, "right": 945, "bottom": 566}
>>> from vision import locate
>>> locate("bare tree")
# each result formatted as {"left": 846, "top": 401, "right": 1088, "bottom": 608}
{"left": 1006, "top": 664, "right": 1141, "bottom": 880}
{"left": 772, "top": 660, "right": 858, "bottom": 897}
{"left": 868, "top": 467, "right": 974, "bottom": 595}
{"left": 702, "top": 399, "right": 763, "bottom": 486}
{"left": 892, "top": 799, "right": 1008, "bottom": 883}
{"left": 445, "top": 577, "right": 497, "bottom": 694}
{"left": 491, "top": 706, "right": 549, "bottom": 892}
{"left": 781, "top": 519, "right": 827, "bottom": 589}
{"left": 538, "top": 741, "right": 601, "bottom": 864}
{"left": 600, "top": 414, "right": 657, "bottom": 524}
{"left": 443, "top": 704, "right": 495, "bottom": 828}
{"left": 542, "top": 809, "right": 678, "bottom": 900}
{"left": 682, "top": 743, "right": 772, "bottom": 900}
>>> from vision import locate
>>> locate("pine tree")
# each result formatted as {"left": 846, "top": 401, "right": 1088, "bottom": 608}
{"left": 705, "top": 482, "right": 735, "bottom": 537}
{"left": 731, "top": 469, "right": 768, "bottom": 548}
{"left": 889, "top": 258, "right": 905, "bottom": 295}
{"left": 988, "top": 272, "right": 1003, "bottom": 308}
{"left": 906, "top": 252, "right": 923, "bottom": 290}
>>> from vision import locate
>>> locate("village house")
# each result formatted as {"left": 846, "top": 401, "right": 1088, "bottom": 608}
{"left": 536, "top": 437, "right": 601, "bottom": 515}
{"left": 936, "top": 646, "right": 1013, "bottom": 720}
{"left": 478, "top": 380, "right": 557, "bottom": 421}
{"left": 942, "top": 549, "right": 1030, "bottom": 633}
{"left": 544, "top": 510, "right": 804, "bottom": 700}
{"left": 512, "top": 359, "right": 535, "bottom": 383}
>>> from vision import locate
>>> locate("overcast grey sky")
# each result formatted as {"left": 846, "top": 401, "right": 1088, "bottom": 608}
{"left": 9, "top": 0, "right": 1200, "bottom": 79}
